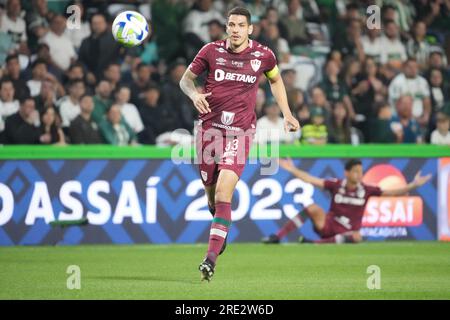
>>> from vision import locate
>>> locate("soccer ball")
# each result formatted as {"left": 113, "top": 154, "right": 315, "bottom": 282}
{"left": 112, "top": 11, "right": 149, "bottom": 47}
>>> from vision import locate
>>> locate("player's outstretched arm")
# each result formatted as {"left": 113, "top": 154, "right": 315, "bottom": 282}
{"left": 278, "top": 158, "right": 325, "bottom": 188}
{"left": 381, "top": 171, "right": 432, "bottom": 196}
{"left": 267, "top": 73, "right": 300, "bottom": 132}
{"left": 179, "top": 69, "right": 212, "bottom": 114}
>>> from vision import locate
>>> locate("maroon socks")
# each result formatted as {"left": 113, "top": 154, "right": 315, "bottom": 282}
{"left": 206, "top": 202, "right": 231, "bottom": 265}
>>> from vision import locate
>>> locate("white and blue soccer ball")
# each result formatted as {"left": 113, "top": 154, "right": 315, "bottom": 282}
{"left": 112, "top": 11, "right": 149, "bottom": 47}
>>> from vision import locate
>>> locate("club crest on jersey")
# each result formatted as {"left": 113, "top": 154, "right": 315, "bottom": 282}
{"left": 201, "top": 170, "right": 208, "bottom": 181}
{"left": 251, "top": 59, "right": 261, "bottom": 72}
{"left": 221, "top": 111, "right": 235, "bottom": 126}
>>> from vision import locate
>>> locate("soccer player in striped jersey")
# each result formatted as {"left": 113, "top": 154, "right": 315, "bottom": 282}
{"left": 180, "top": 7, "right": 299, "bottom": 281}
{"left": 262, "top": 158, "right": 431, "bottom": 244}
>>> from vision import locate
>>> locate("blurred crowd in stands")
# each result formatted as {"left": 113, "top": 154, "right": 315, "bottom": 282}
{"left": 0, "top": 0, "right": 449, "bottom": 146}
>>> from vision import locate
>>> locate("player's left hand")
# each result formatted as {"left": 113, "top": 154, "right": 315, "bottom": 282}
{"left": 412, "top": 171, "right": 432, "bottom": 188}
{"left": 284, "top": 115, "right": 300, "bottom": 132}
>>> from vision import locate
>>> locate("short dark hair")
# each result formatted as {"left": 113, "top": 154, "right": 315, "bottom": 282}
{"left": 429, "top": 67, "right": 443, "bottom": 75}
{"left": 265, "top": 6, "right": 277, "bottom": 15}
{"left": 346, "top": 3, "right": 359, "bottom": 11}
{"left": 374, "top": 101, "right": 390, "bottom": 115}
{"left": 36, "top": 43, "right": 50, "bottom": 51}
{"left": 68, "top": 62, "right": 85, "bottom": 71}
{"left": 227, "top": 7, "right": 251, "bottom": 25}
{"left": 0, "top": 77, "right": 14, "bottom": 88}
{"left": 281, "top": 68, "right": 296, "bottom": 76}
{"left": 19, "top": 95, "right": 34, "bottom": 105}
{"left": 345, "top": 159, "right": 362, "bottom": 171}
{"left": 383, "top": 19, "right": 396, "bottom": 27}
{"left": 80, "top": 94, "right": 92, "bottom": 101}
{"left": 90, "top": 13, "right": 107, "bottom": 24}
{"left": 208, "top": 19, "right": 224, "bottom": 28}
{"left": 436, "top": 111, "right": 449, "bottom": 122}
{"left": 114, "top": 85, "right": 130, "bottom": 96}
{"left": 68, "top": 78, "right": 85, "bottom": 88}
{"left": 168, "top": 57, "right": 187, "bottom": 73}
{"left": 106, "top": 62, "right": 120, "bottom": 69}
{"left": 31, "top": 58, "right": 47, "bottom": 69}
{"left": 136, "top": 62, "right": 150, "bottom": 71}
{"left": 382, "top": 4, "right": 396, "bottom": 14}
{"left": 96, "top": 78, "right": 111, "bottom": 87}
{"left": 413, "top": 19, "right": 426, "bottom": 27}
{"left": 50, "top": 14, "right": 65, "bottom": 24}
{"left": 116, "top": 84, "right": 130, "bottom": 91}
{"left": 5, "top": 54, "right": 19, "bottom": 64}
{"left": 145, "top": 84, "right": 160, "bottom": 92}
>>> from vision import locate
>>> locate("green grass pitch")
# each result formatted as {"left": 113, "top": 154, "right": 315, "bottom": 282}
{"left": 1, "top": 242, "right": 449, "bottom": 299}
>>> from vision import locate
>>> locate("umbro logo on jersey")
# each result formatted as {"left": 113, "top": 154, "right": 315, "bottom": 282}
{"left": 216, "top": 57, "right": 227, "bottom": 65}
{"left": 216, "top": 47, "right": 226, "bottom": 53}
{"left": 251, "top": 51, "right": 264, "bottom": 58}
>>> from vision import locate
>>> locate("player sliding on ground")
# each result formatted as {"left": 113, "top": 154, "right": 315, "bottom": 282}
{"left": 180, "top": 7, "right": 299, "bottom": 281}
{"left": 262, "top": 158, "right": 432, "bottom": 244}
